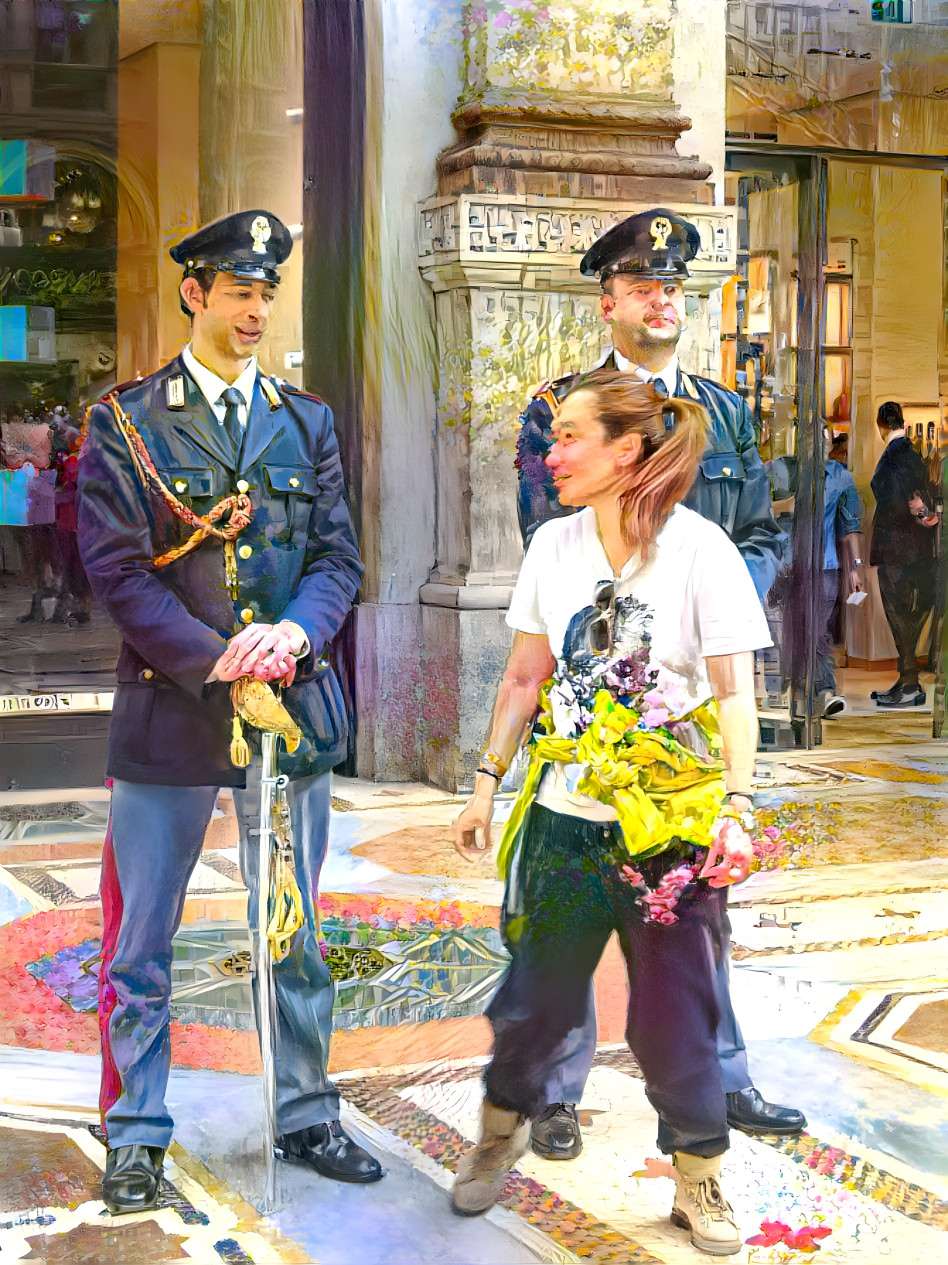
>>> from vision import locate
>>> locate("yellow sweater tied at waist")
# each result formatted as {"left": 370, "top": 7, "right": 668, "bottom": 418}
{"left": 496, "top": 684, "right": 727, "bottom": 879}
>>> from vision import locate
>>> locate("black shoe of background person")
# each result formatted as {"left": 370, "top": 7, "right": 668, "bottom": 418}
{"left": 102, "top": 1144, "right": 165, "bottom": 1215}
{"left": 530, "top": 1102, "right": 583, "bottom": 1159}
{"left": 276, "top": 1121, "right": 384, "bottom": 1183}
{"left": 877, "top": 686, "right": 926, "bottom": 708}
{"left": 871, "top": 682, "right": 903, "bottom": 702}
{"left": 726, "top": 1088, "right": 806, "bottom": 1136}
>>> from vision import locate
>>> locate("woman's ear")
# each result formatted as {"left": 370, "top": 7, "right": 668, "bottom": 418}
{"left": 615, "top": 432, "right": 644, "bottom": 468}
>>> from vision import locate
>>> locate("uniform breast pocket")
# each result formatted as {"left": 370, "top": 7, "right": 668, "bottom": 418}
{"left": 697, "top": 453, "right": 746, "bottom": 536}
{"left": 263, "top": 464, "right": 318, "bottom": 542}
{"left": 157, "top": 466, "right": 229, "bottom": 505}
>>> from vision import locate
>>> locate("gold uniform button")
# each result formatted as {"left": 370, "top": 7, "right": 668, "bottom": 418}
{"left": 142, "top": 668, "right": 154, "bottom": 680}
{"left": 174, "top": 480, "right": 187, "bottom": 492}
{"left": 236, "top": 479, "right": 249, "bottom": 494}
{"left": 722, "top": 467, "right": 732, "bottom": 476}
{"left": 238, "top": 544, "right": 252, "bottom": 559}
{"left": 289, "top": 476, "right": 300, "bottom": 488}
{"left": 240, "top": 607, "right": 254, "bottom": 624}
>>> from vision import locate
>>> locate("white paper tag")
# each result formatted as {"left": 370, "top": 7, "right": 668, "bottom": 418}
{"left": 847, "top": 590, "right": 868, "bottom": 606}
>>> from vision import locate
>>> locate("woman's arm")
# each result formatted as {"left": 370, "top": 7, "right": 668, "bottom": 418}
{"left": 706, "top": 650, "right": 757, "bottom": 801}
{"left": 453, "top": 631, "right": 556, "bottom": 862}
{"left": 701, "top": 650, "right": 757, "bottom": 886}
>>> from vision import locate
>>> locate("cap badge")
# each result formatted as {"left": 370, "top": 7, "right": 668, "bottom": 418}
{"left": 250, "top": 216, "right": 272, "bottom": 254}
{"left": 650, "top": 216, "right": 673, "bottom": 251}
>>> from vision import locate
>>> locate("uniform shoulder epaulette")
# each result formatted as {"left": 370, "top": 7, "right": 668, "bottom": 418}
{"left": 100, "top": 379, "right": 140, "bottom": 403}
{"left": 530, "top": 371, "right": 574, "bottom": 401}
{"left": 277, "top": 379, "right": 325, "bottom": 405}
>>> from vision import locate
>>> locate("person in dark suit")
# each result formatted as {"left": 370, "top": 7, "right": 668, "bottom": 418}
{"left": 870, "top": 400, "right": 938, "bottom": 707}
{"left": 513, "top": 209, "right": 800, "bottom": 1162}
{"left": 77, "top": 210, "right": 382, "bottom": 1215}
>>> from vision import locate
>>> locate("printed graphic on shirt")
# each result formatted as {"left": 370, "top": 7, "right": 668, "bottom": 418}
{"left": 561, "top": 588, "right": 653, "bottom": 668}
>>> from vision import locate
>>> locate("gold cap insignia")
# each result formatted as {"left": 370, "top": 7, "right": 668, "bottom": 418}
{"left": 250, "top": 216, "right": 272, "bottom": 254}
{"left": 650, "top": 216, "right": 673, "bottom": 251}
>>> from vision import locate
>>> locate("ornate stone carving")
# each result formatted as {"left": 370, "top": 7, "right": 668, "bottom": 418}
{"left": 442, "top": 1, "right": 710, "bottom": 197}
{"left": 419, "top": 194, "right": 737, "bottom": 291}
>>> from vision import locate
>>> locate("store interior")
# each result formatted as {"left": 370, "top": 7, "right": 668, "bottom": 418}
{"left": 723, "top": 152, "right": 946, "bottom": 750}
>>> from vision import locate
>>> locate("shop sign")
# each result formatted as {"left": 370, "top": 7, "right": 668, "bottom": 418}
{"left": 0, "top": 693, "right": 114, "bottom": 715}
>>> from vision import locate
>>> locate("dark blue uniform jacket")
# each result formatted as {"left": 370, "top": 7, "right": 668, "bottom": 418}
{"left": 77, "top": 354, "right": 364, "bottom": 787}
{"left": 516, "top": 353, "right": 786, "bottom": 599}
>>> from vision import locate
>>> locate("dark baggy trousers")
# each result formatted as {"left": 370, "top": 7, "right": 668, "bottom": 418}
{"left": 99, "top": 768, "right": 339, "bottom": 1149}
{"left": 877, "top": 561, "right": 935, "bottom": 683}
{"left": 485, "top": 805, "right": 728, "bottom": 1159}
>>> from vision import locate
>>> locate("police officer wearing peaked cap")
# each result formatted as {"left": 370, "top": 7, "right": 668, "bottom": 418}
{"left": 169, "top": 207, "right": 294, "bottom": 284}
{"left": 78, "top": 209, "right": 383, "bottom": 1214}
{"left": 512, "top": 208, "right": 802, "bottom": 1162}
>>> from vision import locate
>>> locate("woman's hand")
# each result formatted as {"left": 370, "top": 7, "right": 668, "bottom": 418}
{"left": 453, "top": 779, "right": 496, "bottom": 863}
{"left": 700, "top": 813, "right": 755, "bottom": 888}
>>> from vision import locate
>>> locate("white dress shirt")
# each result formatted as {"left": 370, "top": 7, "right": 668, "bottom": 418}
{"left": 613, "top": 347, "right": 679, "bottom": 396}
{"left": 183, "top": 345, "right": 312, "bottom": 666}
{"left": 182, "top": 344, "right": 257, "bottom": 428}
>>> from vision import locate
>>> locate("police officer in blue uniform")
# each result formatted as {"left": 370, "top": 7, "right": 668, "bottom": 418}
{"left": 515, "top": 209, "right": 804, "bottom": 1160}
{"left": 78, "top": 210, "right": 383, "bottom": 1214}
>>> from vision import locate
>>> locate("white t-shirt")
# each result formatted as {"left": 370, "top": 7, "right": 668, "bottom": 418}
{"left": 506, "top": 505, "right": 772, "bottom": 820}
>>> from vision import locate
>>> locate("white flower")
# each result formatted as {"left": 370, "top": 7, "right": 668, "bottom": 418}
{"left": 549, "top": 678, "right": 583, "bottom": 738}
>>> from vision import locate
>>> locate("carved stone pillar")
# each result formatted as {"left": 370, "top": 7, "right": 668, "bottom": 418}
{"left": 417, "top": 1, "right": 733, "bottom": 791}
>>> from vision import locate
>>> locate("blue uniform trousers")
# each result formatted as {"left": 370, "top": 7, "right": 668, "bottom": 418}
{"left": 487, "top": 806, "right": 728, "bottom": 1158}
{"left": 102, "top": 768, "right": 339, "bottom": 1149}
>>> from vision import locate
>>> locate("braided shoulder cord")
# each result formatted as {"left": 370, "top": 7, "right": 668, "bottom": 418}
{"left": 104, "top": 392, "right": 253, "bottom": 569}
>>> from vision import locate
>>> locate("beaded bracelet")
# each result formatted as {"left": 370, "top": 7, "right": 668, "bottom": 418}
{"left": 476, "top": 767, "right": 502, "bottom": 782}
{"left": 479, "top": 750, "right": 509, "bottom": 778}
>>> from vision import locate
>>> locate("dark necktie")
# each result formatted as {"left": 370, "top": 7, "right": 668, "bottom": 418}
{"left": 649, "top": 375, "right": 669, "bottom": 399}
{"left": 220, "top": 387, "right": 244, "bottom": 465}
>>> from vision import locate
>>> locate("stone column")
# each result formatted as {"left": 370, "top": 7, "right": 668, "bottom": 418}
{"left": 198, "top": 0, "right": 304, "bottom": 380}
{"left": 117, "top": 39, "right": 201, "bottom": 379}
{"left": 417, "top": 0, "right": 734, "bottom": 791}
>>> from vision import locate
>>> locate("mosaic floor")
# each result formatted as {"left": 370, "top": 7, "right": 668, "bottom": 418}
{"left": 1, "top": 733, "right": 947, "bottom": 1261}
{"left": 0, "top": 1110, "right": 308, "bottom": 1264}
{"left": 337, "top": 1051, "right": 948, "bottom": 1264}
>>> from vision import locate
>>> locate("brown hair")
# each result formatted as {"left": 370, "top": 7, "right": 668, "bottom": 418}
{"left": 564, "top": 369, "right": 707, "bottom": 551}
{"left": 179, "top": 266, "right": 217, "bottom": 319}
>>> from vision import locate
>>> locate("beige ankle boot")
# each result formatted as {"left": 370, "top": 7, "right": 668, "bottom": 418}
{"left": 671, "top": 1151, "right": 741, "bottom": 1256}
{"left": 452, "top": 1102, "right": 530, "bottom": 1216}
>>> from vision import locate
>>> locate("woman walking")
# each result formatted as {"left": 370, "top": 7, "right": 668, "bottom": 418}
{"left": 451, "top": 372, "right": 771, "bottom": 1256}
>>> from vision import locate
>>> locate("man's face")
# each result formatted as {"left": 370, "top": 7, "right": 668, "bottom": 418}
{"left": 599, "top": 275, "right": 686, "bottom": 354}
{"left": 184, "top": 273, "right": 278, "bottom": 365}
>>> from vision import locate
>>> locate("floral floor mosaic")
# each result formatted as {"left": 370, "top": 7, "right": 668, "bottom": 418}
{"left": 337, "top": 1051, "right": 948, "bottom": 1264}
{"left": 0, "top": 1111, "right": 308, "bottom": 1264}
{"left": 2, "top": 746, "right": 948, "bottom": 1261}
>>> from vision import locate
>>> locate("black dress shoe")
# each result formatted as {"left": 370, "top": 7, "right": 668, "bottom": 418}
{"left": 276, "top": 1121, "right": 383, "bottom": 1183}
{"left": 881, "top": 686, "right": 926, "bottom": 708}
{"left": 102, "top": 1144, "right": 165, "bottom": 1215}
{"left": 871, "top": 682, "right": 904, "bottom": 703}
{"left": 726, "top": 1088, "right": 806, "bottom": 1136}
{"left": 530, "top": 1103, "right": 582, "bottom": 1160}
